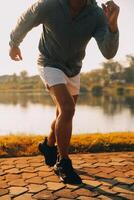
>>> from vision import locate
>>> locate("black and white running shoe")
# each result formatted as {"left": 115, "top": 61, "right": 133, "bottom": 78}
{"left": 38, "top": 137, "right": 57, "bottom": 167}
{"left": 54, "top": 158, "right": 82, "bottom": 184}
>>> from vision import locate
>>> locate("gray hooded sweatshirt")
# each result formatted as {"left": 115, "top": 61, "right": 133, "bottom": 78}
{"left": 9, "top": 0, "right": 119, "bottom": 77}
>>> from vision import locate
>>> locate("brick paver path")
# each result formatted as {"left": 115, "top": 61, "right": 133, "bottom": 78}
{"left": 0, "top": 152, "right": 134, "bottom": 200}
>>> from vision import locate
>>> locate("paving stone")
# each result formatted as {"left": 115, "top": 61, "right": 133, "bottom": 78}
{"left": 58, "top": 198, "right": 75, "bottom": 200}
{"left": 45, "top": 175, "right": 61, "bottom": 182}
{"left": 36, "top": 166, "right": 52, "bottom": 172}
{"left": 0, "top": 188, "right": 9, "bottom": 196}
{"left": 115, "top": 177, "right": 134, "bottom": 185}
{"left": 15, "top": 164, "right": 29, "bottom": 169}
{"left": 72, "top": 160, "right": 85, "bottom": 165}
{"left": 83, "top": 180, "right": 102, "bottom": 188}
{"left": 97, "top": 195, "right": 113, "bottom": 200}
{"left": 95, "top": 172, "right": 115, "bottom": 179}
{"left": 26, "top": 176, "right": 44, "bottom": 184}
{"left": 98, "top": 179, "right": 118, "bottom": 186}
{"left": 28, "top": 184, "right": 47, "bottom": 193}
{"left": 5, "top": 174, "right": 21, "bottom": 181}
{"left": 72, "top": 165, "right": 83, "bottom": 169}
{"left": 79, "top": 163, "right": 92, "bottom": 168}
{"left": 80, "top": 175, "right": 96, "bottom": 181}
{"left": 0, "top": 152, "right": 134, "bottom": 199}
{"left": 112, "top": 166, "right": 130, "bottom": 172}
{"left": 5, "top": 168, "right": 20, "bottom": 174}
{"left": 0, "top": 176, "right": 5, "bottom": 181}
{"left": 0, "top": 170, "right": 6, "bottom": 176}
{"left": 97, "top": 167, "right": 116, "bottom": 174}
{"left": 74, "top": 188, "right": 97, "bottom": 197}
{"left": 15, "top": 160, "right": 28, "bottom": 165}
{"left": 33, "top": 190, "right": 55, "bottom": 199}
{"left": 2, "top": 161, "right": 15, "bottom": 166}
{"left": 66, "top": 184, "right": 81, "bottom": 189}
{"left": 98, "top": 185, "right": 118, "bottom": 195}
{"left": 46, "top": 182, "right": 65, "bottom": 191}
{"left": 94, "top": 159, "right": 111, "bottom": 163}
{"left": 111, "top": 158, "right": 126, "bottom": 162}
{"left": 0, "top": 180, "right": 9, "bottom": 189}
{"left": 77, "top": 196, "right": 97, "bottom": 200}
{"left": 20, "top": 167, "right": 38, "bottom": 173}
{"left": 0, "top": 195, "right": 11, "bottom": 200}
{"left": 109, "top": 162, "right": 126, "bottom": 166}
{"left": 122, "top": 162, "right": 134, "bottom": 166}
{"left": 124, "top": 165, "right": 134, "bottom": 171}
{"left": 30, "top": 163, "right": 42, "bottom": 167}
{"left": 22, "top": 172, "right": 37, "bottom": 179}
{"left": 28, "top": 157, "right": 42, "bottom": 163}
{"left": 54, "top": 188, "right": 78, "bottom": 198}
{"left": 115, "top": 184, "right": 132, "bottom": 191}
{"left": 8, "top": 179, "right": 27, "bottom": 187}
{"left": 111, "top": 186, "right": 134, "bottom": 194}
{"left": 9, "top": 187, "right": 28, "bottom": 196}
{"left": 124, "top": 170, "right": 134, "bottom": 177}
{"left": 109, "top": 171, "right": 127, "bottom": 178}
{"left": 92, "top": 163, "right": 110, "bottom": 167}
{"left": 13, "top": 193, "right": 33, "bottom": 200}
{"left": 118, "top": 193, "right": 134, "bottom": 200}
{"left": 84, "top": 167, "right": 101, "bottom": 174}
{"left": 1, "top": 165, "right": 15, "bottom": 170}
{"left": 38, "top": 171, "right": 54, "bottom": 178}
{"left": 99, "top": 181, "right": 112, "bottom": 187}
{"left": 126, "top": 158, "right": 134, "bottom": 162}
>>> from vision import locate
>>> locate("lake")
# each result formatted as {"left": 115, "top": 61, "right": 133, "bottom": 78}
{"left": 0, "top": 92, "right": 134, "bottom": 135}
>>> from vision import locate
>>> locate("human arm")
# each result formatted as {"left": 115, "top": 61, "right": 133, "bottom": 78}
{"left": 93, "top": 1, "right": 120, "bottom": 59}
{"left": 9, "top": 0, "right": 46, "bottom": 60}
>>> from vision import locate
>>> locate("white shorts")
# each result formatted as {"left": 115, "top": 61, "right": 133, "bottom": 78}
{"left": 37, "top": 66, "right": 80, "bottom": 96}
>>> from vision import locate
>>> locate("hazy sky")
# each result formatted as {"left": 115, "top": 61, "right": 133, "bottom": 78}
{"left": 0, "top": 0, "right": 134, "bottom": 75}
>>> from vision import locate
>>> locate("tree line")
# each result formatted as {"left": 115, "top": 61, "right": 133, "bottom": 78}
{"left": 0, "top": 54, "right": 134, "bottom": 93}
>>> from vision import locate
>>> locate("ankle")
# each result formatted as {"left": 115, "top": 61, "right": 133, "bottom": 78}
{"left": 59, "top": 155, "right": 70, "bottom": 160}
{"left": 46, "top": 137, "right": 55, "bottom": 147}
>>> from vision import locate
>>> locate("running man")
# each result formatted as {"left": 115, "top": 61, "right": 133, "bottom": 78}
{"left": 9, "top": 0, "right": 119, "bottom": 184}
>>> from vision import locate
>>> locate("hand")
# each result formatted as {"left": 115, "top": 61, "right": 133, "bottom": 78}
{"left": 9, "top": 46, "right": 23, "bottom": 61}
{"left": 102, "top": 1, "right": 120, "bottom": 33}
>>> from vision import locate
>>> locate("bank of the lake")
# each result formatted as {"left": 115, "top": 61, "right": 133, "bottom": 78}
{"left": 0, "top": 132, "right": 134, "bottom": 157}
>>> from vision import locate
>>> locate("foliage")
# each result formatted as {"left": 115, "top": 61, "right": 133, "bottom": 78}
{"left": 91, "top": 85, "right": 103, "bottom": 96}
{"left": 0, "top": 132, "right": 134, "bottom": 157}
{"left": 0, "top": 71, "right": 45, "bottom": 92}
{"left": 0, "top": 55, "right": 134, "bottom": 93}
{"left": 116, "top": 87, "right": 125, "bottom": 95}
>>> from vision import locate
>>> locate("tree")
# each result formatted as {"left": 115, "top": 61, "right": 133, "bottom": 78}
{"left": 102, "top": 60, "right": 124, "bottom": 84}
{"left": 20, "top": 70, "right": 28, "bottom": 80}
{"left": 126, "top": 55, "right": 134, "bottom": 67}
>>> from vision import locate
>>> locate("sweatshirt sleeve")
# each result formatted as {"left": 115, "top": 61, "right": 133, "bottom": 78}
{"left": 9, "top": 0, "right": 46, "bottom": 47}
{"left": 93, "top": 7, "right": 119, "bottom": 59}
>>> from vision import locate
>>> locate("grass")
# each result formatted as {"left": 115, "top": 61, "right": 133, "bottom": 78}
{"left": 0, "top": 132, "right": 134, "bottom": 157}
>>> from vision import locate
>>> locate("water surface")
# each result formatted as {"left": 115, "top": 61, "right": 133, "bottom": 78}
{"left": 0, "top": 93, "right": 134, "bottom": 135}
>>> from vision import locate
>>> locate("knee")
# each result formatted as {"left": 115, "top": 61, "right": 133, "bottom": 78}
{"left": 60, "top": 104, "right": 75, "bottom": 120}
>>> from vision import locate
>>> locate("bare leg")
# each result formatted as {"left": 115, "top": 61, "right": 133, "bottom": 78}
{"left": 48, "top": 84, "right": 78, "bottom": 159}
{"left": 47, "top": 108, "right": 59, "bottom": 147}
{"left": 47, "top": 93, "right": 78, "bottom": 149}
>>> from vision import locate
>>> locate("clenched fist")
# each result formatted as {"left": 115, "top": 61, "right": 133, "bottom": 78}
{"left": 9, "top": 46, "right": 22, "bottom": 61}
{"left": 102, "top": 0, "right": 120, "bottom": 33}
